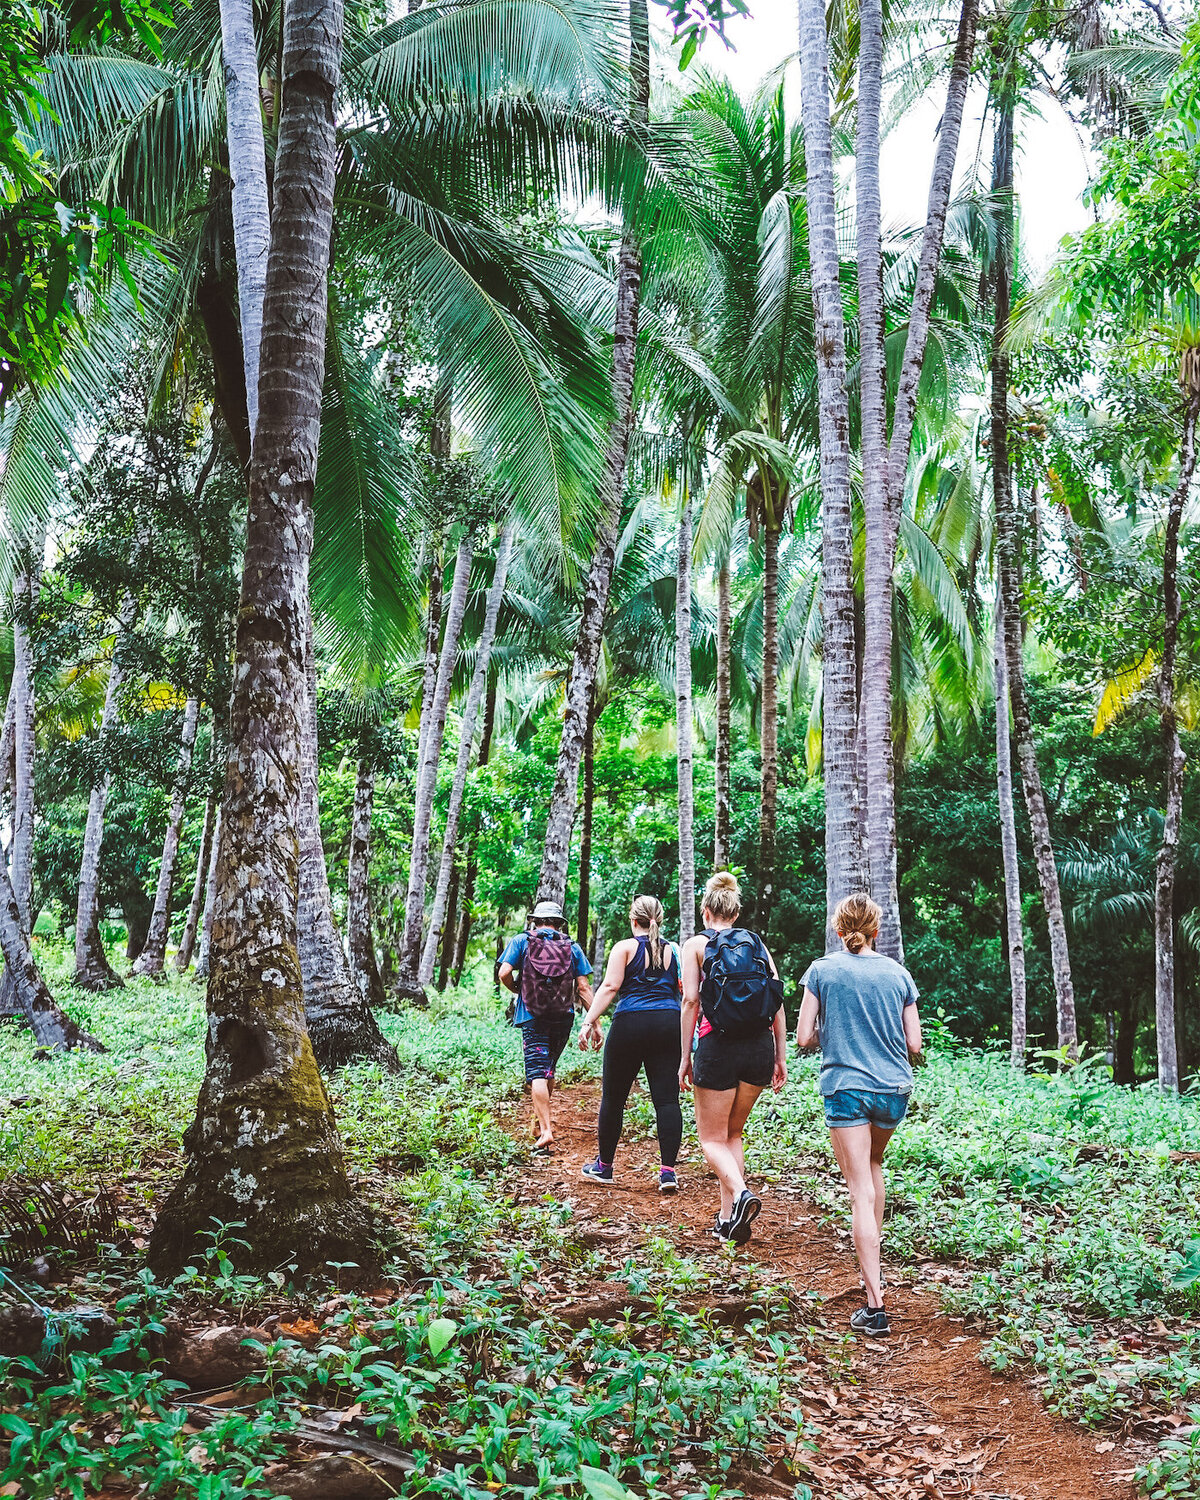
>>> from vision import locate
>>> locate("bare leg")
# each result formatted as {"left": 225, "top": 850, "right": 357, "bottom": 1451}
{"left": 869, "top": 1124, "right": 893, "bottom": 1242}
{"left": 830, "top": 1124, "right": 884, "bottom": 1308}
{"left": 726, "top": 1081, "right": 763, "bottom": 1191}
{"left": 693, "top": 1087, "right": 741, "bottom": 1219}
{"left": 531, "top": 1078, "right": 553, "bottom": 1144}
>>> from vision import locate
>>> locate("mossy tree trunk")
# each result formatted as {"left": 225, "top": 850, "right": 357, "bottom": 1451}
{"left": 148, "top": 0, "right": 378, "bottom": 1276}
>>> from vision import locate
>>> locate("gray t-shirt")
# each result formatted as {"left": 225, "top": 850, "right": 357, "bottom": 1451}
{"left": 801, "top": 950, "right": 918, "bottom": 1097}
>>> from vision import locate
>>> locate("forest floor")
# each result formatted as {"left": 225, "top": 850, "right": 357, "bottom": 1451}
{"left": 503, "top": 1080, "right": 1146, "bottom": 1500}
{"left": 1, "top": 960, "right": 1198, "bottom": 1499}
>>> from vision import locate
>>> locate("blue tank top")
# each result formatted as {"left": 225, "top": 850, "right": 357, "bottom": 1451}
{"left": 614, "top": 935, "right": 681, "bottom": 1015}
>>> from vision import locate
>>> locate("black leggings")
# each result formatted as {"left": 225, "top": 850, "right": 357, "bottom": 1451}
{"left": 598, "top": 1009, "right": 683, "bottom": 1167}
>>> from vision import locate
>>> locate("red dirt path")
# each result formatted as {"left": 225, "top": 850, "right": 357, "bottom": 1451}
{"left": 502, "top": 1081, "right": 1144, "bottom": 1500}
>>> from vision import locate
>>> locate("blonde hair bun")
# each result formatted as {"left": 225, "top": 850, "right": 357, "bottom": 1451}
{"left": 702, "top": 870, "right": 741, "bottom": 922}
{"left": 834, "top": 892, "right": 881, "bottom": 954}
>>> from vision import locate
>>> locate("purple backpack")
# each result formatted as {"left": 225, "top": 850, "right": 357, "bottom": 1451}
{"left": 520, "top": 930, "right": 576, "bottom": 1019}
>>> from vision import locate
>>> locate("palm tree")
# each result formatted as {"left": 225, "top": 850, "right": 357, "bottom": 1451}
{"left": 131, "top": 695, "right": 201, "bottom": 975}
{"left": 675, "top": 443, "right": 696, "bottom": 940}
{"left": 148, "top": 0, "right": 375, "bottom": 1276}
{"left": 537, "top": 0, "right": 650, "bottom": 908}
{"left": 420, "top": 520, "right": 517, "bottom": 985}
{"left": 993, "top": 584, "right": 1027, "bottom": 1063}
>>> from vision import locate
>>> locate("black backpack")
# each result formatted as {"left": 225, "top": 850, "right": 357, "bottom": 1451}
{"left": 700, "top": 927, "right": 784, "bottom": 1038}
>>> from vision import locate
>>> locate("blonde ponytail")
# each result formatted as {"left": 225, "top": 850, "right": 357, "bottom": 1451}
{"left": 834, "top": 893, "right": 881, "bottom": 954}
{"left": 630, "top": 894, "right": 666, "bottom": 971}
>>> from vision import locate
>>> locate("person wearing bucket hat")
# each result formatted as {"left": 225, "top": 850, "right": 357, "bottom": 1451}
{"left": 499, "top": 900, "right": 594, "bottom": 1153}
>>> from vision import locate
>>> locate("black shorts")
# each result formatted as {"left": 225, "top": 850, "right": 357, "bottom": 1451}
{"left": 520, "top": 1016, "right": 574, "bottom": 1082}
{"left": 693, "top": 1029, "right": 775, "bottom": 1092}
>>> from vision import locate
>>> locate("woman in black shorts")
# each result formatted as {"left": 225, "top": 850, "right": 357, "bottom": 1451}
{"left": 680, "top": 872, "right": 786, "bottom": 1243}
{"left": 577, "top": 894, "right": 682, "bottom": 1193}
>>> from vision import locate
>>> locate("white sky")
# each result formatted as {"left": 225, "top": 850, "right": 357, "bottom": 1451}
{"left": 669, "top": 0, "right": 1096, "bottom": 272}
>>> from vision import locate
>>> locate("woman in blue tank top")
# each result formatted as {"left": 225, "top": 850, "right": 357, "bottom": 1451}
{"left": 577, "top": 894, "right": 683, "bottom": 1192}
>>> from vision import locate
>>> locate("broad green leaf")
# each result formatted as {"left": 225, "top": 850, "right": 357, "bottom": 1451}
{"left": 427, "top": 1318, "right": 457, "bottom": 1358}
{"left": 580, "top": 1467, "right": 638, "bottom": 1500}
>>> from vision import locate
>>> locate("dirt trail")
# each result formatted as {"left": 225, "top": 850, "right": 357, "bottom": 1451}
{"left": 503, "top": 1082, "right": 1142, "bottom": 1500}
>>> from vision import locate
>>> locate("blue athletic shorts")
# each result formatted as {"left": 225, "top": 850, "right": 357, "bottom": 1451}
{"left": 823, "top": 1088, "right": 909, "bottom": 1130}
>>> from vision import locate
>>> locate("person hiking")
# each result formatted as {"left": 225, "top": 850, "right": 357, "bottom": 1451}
{"left": 577, "top": 894, "right": 683, "bottom": 1193}
{"left": 680, "top": 872, "right": 786, "bottom": 1245}
{"left": 794, "top": 892, "right": 923, "bottom": 1339}
{"left": 499, "top": 901, "right": 594, "bottom": 1153}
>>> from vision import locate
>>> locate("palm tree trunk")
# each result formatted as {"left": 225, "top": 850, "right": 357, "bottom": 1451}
{"left": 299, "top": 613, "right": 398, "bottom": 1069}
{"left": 175, "top": 782, "right": 217, "bottom": 973}
{"left": 676, "top": 471, "right": 696, "bottom": 941}
{"left": 419, "top": 523, "right": 515, "bottom": 985}
{"left": 218, "top": 0, "right": 271, "bottom": 442}
{"left": 991, "top": 97, "right": 1077, "bottom": 1056}
{"left": 452, "top": 676, "right": 497, "bottom": 985}
{"left": 437, "top": 860, "right": 460, "bottom": 991}
{"left": 400, "top": 532, "right": 474, "bottom": 988}
{"left": 757, "top": 516, "right": 780, "bottom": 932}
{"left": 347, "top": 757, "right": 386, "bottom": 1010}
{"left": 148, "top": 0, "right": 377, "bottom": 1277}
{"left": 797, "top": 0, "right": 867, "bottom": 947}
{"left": 576, "top": 690, "right": 595, "bottom": 943}
{"left": 415, "top": 540, "right": 444, "bottom": 787}
{"left": 74, "top": 593, "right": 137, "bottom": 990}
{"left": 714, "top": 557, "right": 732, "bottom": 870}
{"left": 1153, "top": 384, "right": 1197, "bottom": 1092}
{"left": 194, "top": 806, "right": 221, "bottom": 979}
{"left": 9, "top": 534, "right": 40, "bottom": 935}
{"left": 860, "top": 0, "right": 980, "bottom": 961}
{"left": 536, "top": 0, "right": 648, "bottom": 908}
{"left": 132, "top": 696, "right": 201, "bottom": 975}
{"left": 994, "top": 587, "right": 1026, "bottom": 1064}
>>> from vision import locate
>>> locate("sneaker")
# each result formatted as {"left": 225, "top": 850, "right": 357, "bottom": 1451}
{"left": 580, "top": 1157, "right": 614, "bottom": 1184}
{"left": 727, "top": 1189, "right": 762, "bottom": 1245}
{"left": 849, "top": 1305, "right": 890, "bottom": 1337}
{"left": 710, "top": 1212, "right": 730, "bottom": 1240}
{"left": 658, "top": 1167, "right": 678, "bottom": 1195}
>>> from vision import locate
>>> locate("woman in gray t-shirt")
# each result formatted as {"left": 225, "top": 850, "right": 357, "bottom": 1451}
{"left": 795, "top": 893, "right": 922, "bottom": 1340}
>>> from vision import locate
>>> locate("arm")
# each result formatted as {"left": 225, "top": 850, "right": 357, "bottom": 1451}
{"left": 795, "top": 986, "right": 819, "bottom": 1050}
{"left": 499, "top": 962, "right": 519, "bottom": 995}
{"left": 579, "top": 943, "right": 627, "bottom": 1048}
{"left": 903, "top": 1002, "right": 923, "bottom": 1063}
{"left": 678, "top": 935, "right": 704, "bottom": 1089}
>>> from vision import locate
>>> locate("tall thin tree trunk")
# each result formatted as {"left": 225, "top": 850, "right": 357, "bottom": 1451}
{"left": 452, "top": 677, "right": 497, "bottom": 986}
{"left": 176, "top": 783, "right": 217, "bottom": 973}
{"left": 991, "top": 97, "right": 1077, "bottom": 1056}
{"left": 994, "top": 586, "right": 1026, "bottom": 1064}
{"left": 399, "top": 532, "right": 474, "bottom": 988}
{"left": 9, "top": 534, "right": 39, "bottom": 934}
{"left": 536, "top": 0, "right": 649, "bottom": 907}
{"left": 419, "top": 523, "right": 515, "bottom": 984}
{"left": 797, "top": 0, "right": 867, "bottom": 947}
{"left": 714, "top": 557, "right": 732, "bottom": 870}
{"left": 1153, "top": 383, "right": 1197, "bottom": 1092}
{"left": 194, "top": 806, "right": 221, "bottom": 980}
{"left": 758, "top": 516, "right": 780, "bottom": 932}
{"left": 576, "top": 690, "right": 595, "bottom": 944}
{"left": 415, "top": 541, "right": 444, "bottom": 787}
{"left": 347, "top": 757, "right": 386, "bottom": 1010}
{"left": 860, "top": 0, "right": 980, "bottom": 960}
{"left": 438, "top": 860, "right": 460, "bottom": 992}
{"left": 218, "top": 0, "right": 271, "bottom": 442}
{"left": 149, "top": 0, "right": 377, "bottom": 1276}
{"left": 133, "top": 697, "right": 201, "bottom": 976}
{"left": 74, "top": 593, "right": 137, "bottom": 990}
{"left": 676, "top": 468, "right": 695, "bottom": 941}
{"left": 299, "top": 614, "right": 398, "bottom": 1069}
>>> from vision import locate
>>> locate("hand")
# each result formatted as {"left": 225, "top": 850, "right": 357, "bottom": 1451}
{"left": 678, "top": 1054, "right": 693, "bottom": 1092}
{"left": 579, "top": 1020, "right": 602, "bottom": 1051}
{"left": 772, "top": 1055, "right": 788, "bottom": 1093}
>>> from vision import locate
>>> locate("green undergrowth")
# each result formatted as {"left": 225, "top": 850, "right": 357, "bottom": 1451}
{"left": 2, "top": 948, "right": 1199, "bottom": 1494}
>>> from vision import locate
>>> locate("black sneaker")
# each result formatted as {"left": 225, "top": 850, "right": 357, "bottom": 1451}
{"left": 727, "top": 1189, "right": 762, "bottom": 1245}
{"left": 849, "top": 1305, "right": 890, "bottom": 1337}
{"left": 658, "top": 1167, "right": 678, "bottom": 1194}
{"left": 710, "top": 1212, "right": 730, "bottom": 1240}
{"left": 580, "top": 1157, "right": 614, "bottom": 1184}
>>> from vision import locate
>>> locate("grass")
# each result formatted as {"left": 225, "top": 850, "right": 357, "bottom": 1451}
{"left": 2, "top": 945, "right": 1199, "bottom": 1495}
